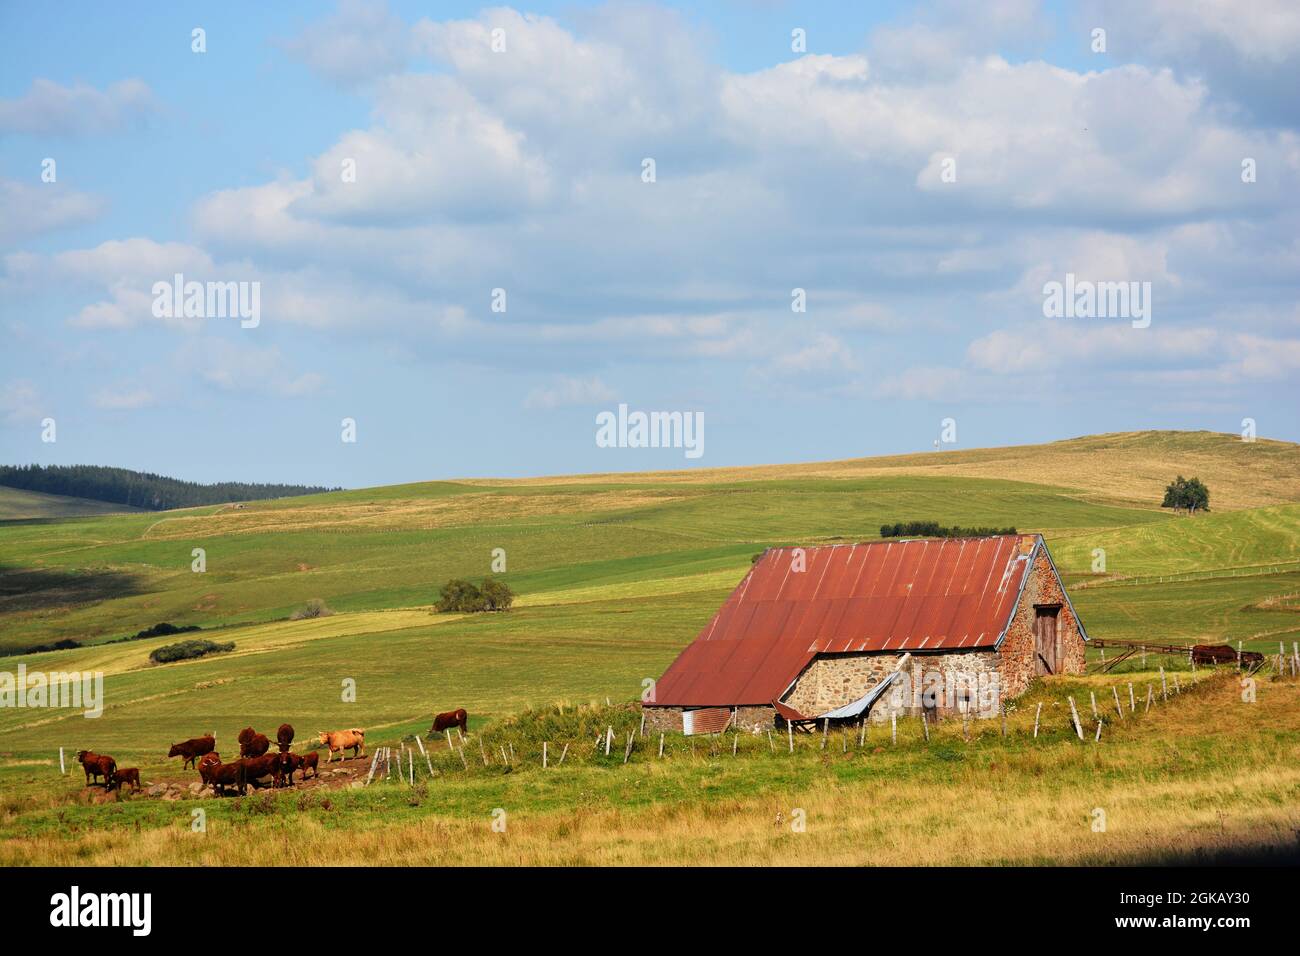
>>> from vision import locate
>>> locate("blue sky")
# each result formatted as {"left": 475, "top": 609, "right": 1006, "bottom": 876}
{"left": 2, "top": 1, "right": 1298, "bottom": 487}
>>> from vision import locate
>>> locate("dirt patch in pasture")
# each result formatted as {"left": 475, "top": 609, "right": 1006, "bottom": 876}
{"left": 77, "top": 753, "right": 376, "bottom": 804}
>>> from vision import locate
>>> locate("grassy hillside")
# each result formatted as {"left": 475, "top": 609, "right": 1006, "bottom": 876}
{"left": 0, "top": 486, "right": 144, "bottom": 520}
{"left": 477, "top": 430, "right": 1300, "bottom": 512}
{"left": 1, "top": 429, "right": 1298, "bottom": 866}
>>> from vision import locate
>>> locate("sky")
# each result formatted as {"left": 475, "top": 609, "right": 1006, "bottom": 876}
{"left": 1, "top": 0, "right": 1298, "bottom": 487}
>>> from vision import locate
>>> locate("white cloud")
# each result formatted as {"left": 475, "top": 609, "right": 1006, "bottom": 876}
{"left": 0, "top": 380, "right": 44, "bottom": 425}
{"left": 524, "top": 375, "right": 615, "bottom": 410}
{"left": 0, "top": 78, "right": 156, "bottom": 136}
{"left": 0, "top": 178, "right": 104, "bottom": 246}
{"left": 92, "top": 386, "right": 155, "bottom": 410}
{"left": 282, "top": 0, "right": 414, "bottom": 85}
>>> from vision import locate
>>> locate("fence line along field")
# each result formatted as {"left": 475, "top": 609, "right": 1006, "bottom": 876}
{"left": 2, "top": 430, "right": 1298, "bottom": 865}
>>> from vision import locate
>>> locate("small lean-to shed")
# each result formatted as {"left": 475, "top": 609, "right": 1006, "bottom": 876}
{"left": 644, "top": 534, "right": 1087, "bottom": 733}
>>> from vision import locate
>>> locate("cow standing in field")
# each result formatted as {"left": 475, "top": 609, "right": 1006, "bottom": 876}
{"left": 238, "top": 726, "right": 270, "bottom": 758}
{"left": 241, "top": 753, "right": 281, "bottom": 789}
{"left": 299, "top": 751, "right": 319, "bottom": 780}
{"left": 198, "top": 752, "right": 246, "bottom": 797}
{"left": 276, "top": 723, "right": 295, "bottom": 753}
{"left": 276, "top": 752, "right": 303, "bottom": 787}
{"left": 111, "top": 768, "right": 141, "bottom": 793}
{"left": 430, "top": 708, "right": 468, "bottom": 736}
{"left": 317, "top": 729, "right": 365, "bottom": 762}
{"left": 76, "top": 750, "right": 116, "bottom": 789}
{"left": 167, "top": 733, "right": 216, "bottom": 769}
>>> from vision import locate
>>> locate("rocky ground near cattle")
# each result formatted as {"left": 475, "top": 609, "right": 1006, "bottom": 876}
{"left": 73, "top": 755, "right": 371, "bottom": 804}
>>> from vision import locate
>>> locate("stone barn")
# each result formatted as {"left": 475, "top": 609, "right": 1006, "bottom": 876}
{"left": 644, "top": 534, "right": 1088, "bottom": 733}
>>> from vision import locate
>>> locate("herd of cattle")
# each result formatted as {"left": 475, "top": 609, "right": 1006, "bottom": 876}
{"left": 75, "top": 725, "right": 368, "bottom": 797}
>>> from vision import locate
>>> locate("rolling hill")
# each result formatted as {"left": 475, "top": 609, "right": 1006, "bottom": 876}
{"left": 1, "top": 429, "right": 1298, "bottom": 866}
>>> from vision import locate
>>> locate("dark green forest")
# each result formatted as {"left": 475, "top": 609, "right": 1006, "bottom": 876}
{"left": 0, "top": 464, "right": 337, "bottom": 511}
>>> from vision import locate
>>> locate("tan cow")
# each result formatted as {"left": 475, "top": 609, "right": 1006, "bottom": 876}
{"left": 316, "top": 728, "right": 365, "bottom": 762}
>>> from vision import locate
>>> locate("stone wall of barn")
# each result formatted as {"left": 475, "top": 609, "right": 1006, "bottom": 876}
{"left": 783, "top": 649, "right": 1006, "bottom": 723}
{"left": 643, "top": 706, "right": 684, "bottom": 733}
{"left": 997, "top": 548, "right": 1086, "bottom": 698}
{"left": 642, "top": 705, "right": 775, "bottom": 734}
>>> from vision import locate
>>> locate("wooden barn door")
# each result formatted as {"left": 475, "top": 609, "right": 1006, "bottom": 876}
{"left": 1034, "top": 605, "right": 1061, "bottom": 675}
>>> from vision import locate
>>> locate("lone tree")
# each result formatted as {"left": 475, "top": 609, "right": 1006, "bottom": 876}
{"left": 1161, "top": 475, "right": 1210, "bottom": 515}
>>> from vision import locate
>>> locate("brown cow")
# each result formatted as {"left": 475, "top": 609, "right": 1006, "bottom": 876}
{"left": 76, "top": 750, "right": 116, "bottom": 789}
{"left": 111, "top": 768, "right": 141, "bottom": 793}
{"left": 299, "top": 751, "right": 319, "bottom": 780}
{"left": 430, "top": 708, "right": 468, "bottom": 735}
{"left": 167, "top": 733, "right": 216, "bottom": 769}
{"left": 238, "top": 728, "right": 270, "bottom": 758}
{"left": 276, "top": 723, "right": 295, "bottom": 753}
{"left": 276, "top": 752, "right": 303, "bottom": 787}
{"left": 316, "top": 728, "right": 365, "bottom": 762}
{"left": 242, "top": 753, "right": 280, "bottom": 788}
{"left": 198, "top": 752, "right": 246, "bottom": 797}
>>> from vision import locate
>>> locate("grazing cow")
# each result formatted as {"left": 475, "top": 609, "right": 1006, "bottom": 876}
{"left": 430, "top": 708, "right": 469, "bottom": 735}
{"left": 316, "top": 728, "right": 365, "bottom": 762}
{"left": 111, "top": 768, "right": 141, "bottom": 793}
{"left": 276, "top": 752, "right": 303, "bottom": 787}
{"left": 299, "top": 751, "right": 319, "bottom": 780}
{"left": 238, "top": 728, "right": 270, "bottom": 758}
{"left": 276, "top": 723, "right": 295, "bottom": 753}
{"left": 167, "top": 733, "right": 216, "bottom": 769}
{"left": 76, "top": 750, "right": 117, "bottom": 789}
{"left": 198, "top": 752, "right": 246, "bottom": 797}
{"left": 241, "top": 753, "right": 281, "bottom": 789}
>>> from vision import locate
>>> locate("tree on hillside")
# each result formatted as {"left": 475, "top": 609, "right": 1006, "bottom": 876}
{"left": 480, "top": 578, "right": 515, "bottom": 611}
{"left": 435, "top": 577, "right": 514, "bottom": 613}
{"left": 1161, "top": 475, "right": 1210, "bottom": 515}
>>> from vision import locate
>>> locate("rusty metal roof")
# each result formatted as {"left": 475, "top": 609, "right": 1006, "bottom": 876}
{"left": 650, "top": 535, "right": 1041, "bottom": 707}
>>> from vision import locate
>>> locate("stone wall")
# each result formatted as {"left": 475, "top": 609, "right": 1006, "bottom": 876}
{"left": 642, "top": 705, "right": 776, "bottom": 734}
{"left": 643, "top": 706, "right": 684, "bottom": 733}
{"left": 783, "top": 652, "right": 901, "bottom": 715}
{"left": 997, "top": 548, "right": 1086, "bottom": 697}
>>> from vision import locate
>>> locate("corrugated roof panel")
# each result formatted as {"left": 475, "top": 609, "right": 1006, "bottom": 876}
{"left": 650, "top": 535, "right": 1043, "bottom": 706}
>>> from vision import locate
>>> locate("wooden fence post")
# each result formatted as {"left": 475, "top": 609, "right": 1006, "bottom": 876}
{"left": 891, "top": 714, "right": 897, "bottom": 746}
{"left": 543, "top": 741, "right": 548, "bottom": 769}
{"left": 788, "top": 722, "right": 794, "bottom": 754}
{"left": 659, "top": 733, "right": 665, "bottom": 758}
{"left": 1090, "top": 691, "right": 1099, "bottom": 721}
{"left": 1128, "top": 682, "right": 1135, "bottom": 712}
{"left": 1033, "top": 702, "right": 1042, "bottom": 739}
{"left": 1112, "top": 685, "right": 1123, "bottom": 719}
{"left": 921, "top": 713, "right": 929, "bottom": 743}
{"left": 1067, "top": 696, "right": 1084, "bottom": 740}
{"left": 1160, "top": 666, "right": 1167, "bottom": 700}
{"left": 557, "top": 743, "right": 568, "bottom": 766}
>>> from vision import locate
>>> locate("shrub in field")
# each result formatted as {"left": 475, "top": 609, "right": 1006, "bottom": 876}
{"left": 148, "top": 639, "right": 235, "bottom": 664}
{"left": 131, "top": 622, "right": 200, "bottom": 640}
{"left": 480, "top": 578, "right": 514, "bottom": 611}
{"left": 880, "top": 521, "right": 1017, "bottom": 539}
{"left": 436, "top": 578, "right": 514, "bottom": 612}
{"left": 289, "top": 598, "right": 333, "bottom": 620}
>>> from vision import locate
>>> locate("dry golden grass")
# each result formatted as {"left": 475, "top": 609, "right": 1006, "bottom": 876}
{"left": 140, "top": 490, "right": 690, "bottom": 539}
{"left": 5, "top": 672, "right": 1296, "bottom": 866}
{"left": 469, "top": 431, "right": 1300, "bottom": 511}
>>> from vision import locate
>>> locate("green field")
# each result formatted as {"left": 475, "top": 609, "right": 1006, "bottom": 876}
{"left": 2, "top": 430, "right": 1298, "bottom": 865}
